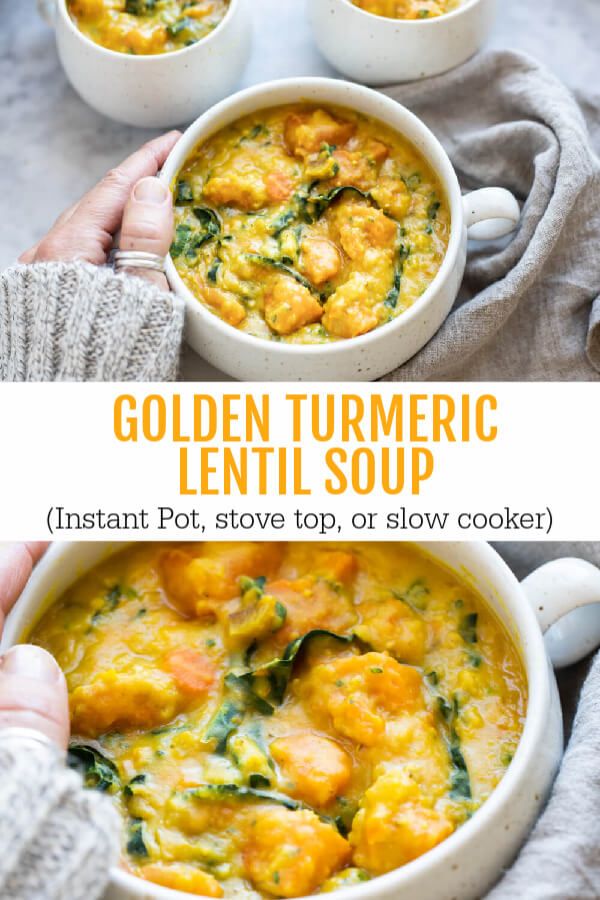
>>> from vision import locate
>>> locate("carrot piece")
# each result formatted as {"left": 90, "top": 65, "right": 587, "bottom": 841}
{"left": 165, "top": 648, "right": 216, "bottom": 695}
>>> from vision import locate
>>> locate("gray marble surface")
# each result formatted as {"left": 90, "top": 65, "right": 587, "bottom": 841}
{"left": 1, "top": 0, "right": 598, "bottom": 379}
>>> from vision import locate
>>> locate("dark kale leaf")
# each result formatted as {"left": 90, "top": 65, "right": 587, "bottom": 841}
{"left": 459, "top": 612, "right": 478, "bottom": 644}
{"left": 126, "top": 818, "right": 149, "bottom": 858}
{"left": 204, "top": 698, "right": 245, "bottom": 752}
{"left": 68, "top": 744, "right": 120, "bottom": 793}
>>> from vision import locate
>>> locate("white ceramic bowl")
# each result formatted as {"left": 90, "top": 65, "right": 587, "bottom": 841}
{"left": 4, "top": 542, "right": 600, "bottom": 900}
{"left": 307, "top": 0, "right": 497, "bottom": 84}
{"left": 36, "top": 0, "right": 252, "bottom": 127}
{"left": 160, "top": 77, "right": 520, "bottom": 382}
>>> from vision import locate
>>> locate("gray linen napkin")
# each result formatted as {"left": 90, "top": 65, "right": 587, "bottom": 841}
{"left": 380, "top": 50, "right": 600, "bottom": 381}
{"left": 486, "top": 542, "right": 600, "bottom": 898}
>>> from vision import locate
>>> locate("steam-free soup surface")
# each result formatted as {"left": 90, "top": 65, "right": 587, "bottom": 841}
{"left": 67, "top": 0, "right": 230, "bottom": 55}
{"left": 172, "top": 105, "right": 450, "bottom": 343}
{"left": 352, "top": 0, "right": 459, "bottom": 19}
{"left": 30, "top": 543, "right": 525, "bottom": 899}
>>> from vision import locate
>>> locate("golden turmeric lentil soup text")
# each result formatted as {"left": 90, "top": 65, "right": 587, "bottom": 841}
{"left": 30, "top": 543, "right": 525, "bottom": 898}
{"left": 171, "top": 105, "right": 451, "bottom": 343}
{"left": 67, "top": 0, "right": 230, "bottom": 55}
{"left": 351, "top": 0, "right": 459, "bottom": 20}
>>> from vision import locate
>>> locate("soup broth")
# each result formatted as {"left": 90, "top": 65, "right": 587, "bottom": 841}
{"left": 351, "top": 0, "right": 460, "bottom": 20}
{"left": 30, "top": 542, "right": 526, "bottom": 898}
{"left": 67, "top": 0, "right": 230, "bottom": 55}
{"left": 171, "top": 105, "right": 451, "bottom": 344}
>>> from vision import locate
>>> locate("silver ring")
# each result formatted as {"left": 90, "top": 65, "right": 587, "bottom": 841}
{"left": 113, "top": 250, "right": 166, "bottom": 274}
{"left": 0, "top": 726, "right": 63, "bottom": 756}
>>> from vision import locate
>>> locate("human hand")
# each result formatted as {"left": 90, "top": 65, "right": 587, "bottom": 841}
{"left": 19, "top": 132, "right": 181, "bottom": 291}
{"left": 0, "top": 544, "right": 69, "bottom": 749}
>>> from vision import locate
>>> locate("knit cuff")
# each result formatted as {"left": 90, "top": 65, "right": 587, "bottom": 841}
{"left": 1, "top": 262, "right": 185, "bottom": 382}
{"left": 0, "top": 737, "right": 120, "bottom": 900}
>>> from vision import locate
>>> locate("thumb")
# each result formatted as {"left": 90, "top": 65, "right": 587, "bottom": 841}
{"left": 0, "top": 645, "right": 70, "bottom": 750}
{"left": 118, "top": 176, "right": 174, "bottom": 291}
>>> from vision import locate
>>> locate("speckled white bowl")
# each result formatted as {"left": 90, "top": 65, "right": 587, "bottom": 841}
{"left": 4, "top": 543, "right": 600, "bottom": 900}
{"left": 307, "top": 0, "right": 497, "bottom": 84}
{"left": 161, "top": 77, "right": 520, "bottom": 381}
{"left": 37, "top": 0, "right": 251, "bottom": 127}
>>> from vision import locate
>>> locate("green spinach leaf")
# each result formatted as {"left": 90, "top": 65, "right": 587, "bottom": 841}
{"left": 459, "top": 612, "right": 478, "bottom": 644}
{"left": 68, "top": 744, "right": 120, "bottom": 793}
{"left": 244, "top": 253, "right": 315, "bottom": 294}
{"left": 204, "top": 698, "right": 245, "bottom": 752}
{"left": 383, "top": 243, "right": 410, "bottom": 310}
{"left": 126, "top": 818, "right": 149, "bottom": 858}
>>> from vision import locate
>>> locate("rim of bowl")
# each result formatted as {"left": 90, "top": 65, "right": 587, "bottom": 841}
{"left": 161, "top": 76, "right": 464, "bottom": 361}
{"left": 56, "top": 0, "right": 239, "bottom": 61}
{"left": 339, "top": 0, "right": 483, "bottom": 25}
{"left": 10, "top": 540, "right": 549, "bottom": 900}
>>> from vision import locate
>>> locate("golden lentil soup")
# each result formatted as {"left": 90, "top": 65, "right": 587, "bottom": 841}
{"left": 67, "top": 0, "right": 230, "bottom": 55}
{"left": 30, "top": 542, "right": 525, "bottom": 898}
{"left": 351, "top": 0, "right": 459, "bottom": 20}
{"left": 171, "top": 105, "right": 450, "bottom": 343}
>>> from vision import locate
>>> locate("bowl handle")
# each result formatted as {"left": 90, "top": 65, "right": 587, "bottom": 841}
{"left": 521, "top": 558, "right": 600, "bottom": 668}
{"left": 37, "top": 0, "right": 57, "bottom": 25}
{"left": 462, "top": 187, "right": 520, "bottom": 241}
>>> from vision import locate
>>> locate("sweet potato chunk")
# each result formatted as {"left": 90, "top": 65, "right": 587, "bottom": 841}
{"left": 370, "top": 176, "right": 412, "bottom": 220}
{"left": 349, "top": 769, "right": 454, "bottom": 873}
{"left": 265, "top": 171, "right": 295, "bottom": 202}
{"left": 203, "top": 169, "right": 268, "bottom": 211}
{"left": 243, "top": 807, "right": 351, "bottom": 897}
{"left": 160, "top": 543, "right": 283, "bottom": 617}
{"left": 264, "top": 276, "right": 323, "bottom": 335}
{"left": 354, "top": 598, "right": 426, "bottom": 665}
{"left": 164, "top": 649, "right": 217, "bottom": 696}
{"left": 297, "top": 653, "right": 424, "bottom": 746}
{"left": 322, "top": 275, "right": 379, "bottom": 340}
{"left": 267, "top": 576, "right": 356, "bottom": 646}
{"left": 271, "top": 734, "right": 352, "bottom": 807}
{"left": 140, "top": 863, "right": 223, "bottom": 897}
{"left": 315, "top": 550, "right": 358, "bottom": 586}
{"left": 285, "top": 109, "right": 355, "bottom": 158}
{"left": 364, "top": 139, "right": 390, "bottom": 164}
{"left": 71, "top": 668, "right": 181, "bottom": 737}
{"left": 329, "top": 150, "right": 377, "bottom": 191}
{"left": 334, "top": 204, "right": 397, "bottom": 260}
{"left": 300, "top": 238, "right": 341, "bottom": 286}
{"left": 203, "top": 287, "right": 246, "bottom": 326}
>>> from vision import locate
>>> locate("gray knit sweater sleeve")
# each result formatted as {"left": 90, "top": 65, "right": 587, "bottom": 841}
{"left": 1, "top": 262, "right": 185, "bottom": 382}
{"left": 0, "top": 734, "right": 120, "bottom": 900}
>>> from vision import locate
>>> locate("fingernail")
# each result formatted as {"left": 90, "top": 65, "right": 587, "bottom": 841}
{"left": 2, "top": 646, "right": 62, "bottom": 682}
{"left": 134, "top": 177, "right": 169, "bottom": 205}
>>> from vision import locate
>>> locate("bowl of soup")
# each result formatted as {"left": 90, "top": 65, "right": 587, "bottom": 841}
{"left": 160, "top": 77, "right": 519, "bottom": 380}
{"left": 6, "top": 541, "right": 600, "bottom": 900}
{"left": 307, "top": 0, "right": 497, "bottom": 85}
{"left": 36, "top": 0, "right": 251, "bottom": 127}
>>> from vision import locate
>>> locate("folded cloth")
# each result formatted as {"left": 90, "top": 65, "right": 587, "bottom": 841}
{"left": 381, "top": 50, "right": 600, "bottom": 381}
{"left": 0, "top": 262, "right": 184, "bottom": 382}
{"left": 486, "top": 541, "right": 600, "bottom": 898}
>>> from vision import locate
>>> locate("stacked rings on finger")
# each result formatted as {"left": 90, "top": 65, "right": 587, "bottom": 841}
{"left": 113, "top": 250, "right": 166, "bottom": 274}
